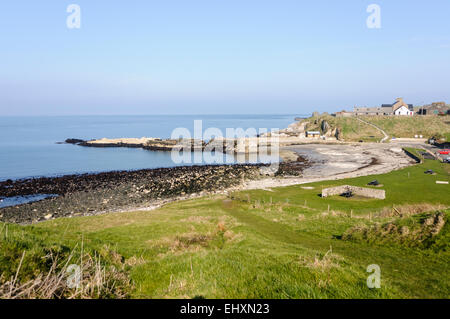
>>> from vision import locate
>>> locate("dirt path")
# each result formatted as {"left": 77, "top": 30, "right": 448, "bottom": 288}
{"left": 356, "top": 117, "right": 389, "bottom": 143}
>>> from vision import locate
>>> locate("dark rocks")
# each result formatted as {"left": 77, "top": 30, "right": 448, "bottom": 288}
{"left": 142, "top": 139, "right": 178, "bottom": 151}
{"left": 80, "top": 141, "right": 143, "bottom": 148}
{"left": 142, "top": 139, "right": 206, "bottom": 151}
{"left": 320, "top": 120, "right": 330, "bottom": 133}
{"left": 65, "top": 138, "right": 86, "bottom": 145}
{"left": 65, "top": 137, "right": 206, "bottom": 151}
{"left": 340, "top": 191, "right": 353, "bottom": 198}
{"left": 275, "top": 156, "right": 311, "bottom": 176}
{"left": 0, "top": 164, "right": 265, "bottom": 224}
{"left": 335, "top": 128, "right": 341, "bottom": 140}
{"left": 420, "top": 152, "right": 435, "bottom": 160}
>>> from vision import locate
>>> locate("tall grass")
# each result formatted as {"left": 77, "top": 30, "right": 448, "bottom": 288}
{"left": 0, "top": 249, "right": 131, "bottom": 299}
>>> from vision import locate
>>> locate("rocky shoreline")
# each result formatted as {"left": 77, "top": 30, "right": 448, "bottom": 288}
{"left": 0, "top": 158, "right": 310, "bottom": 224}
{"left": 65, "top": 137, "right": 206, "bottom": 151}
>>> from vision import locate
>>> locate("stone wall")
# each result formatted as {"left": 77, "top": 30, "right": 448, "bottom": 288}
{"left": 402, "top": 148, "right": 422, "bottom": 164}
{"left": 322, "top": 185, "right": 385, "bottom": 199}
{"left": 321, "top": 185, "right": 350, "bottom": 197}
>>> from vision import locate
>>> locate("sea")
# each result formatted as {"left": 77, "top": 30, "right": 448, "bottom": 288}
{"left": 0, "top": 114, "right": 301, "bottom": 181}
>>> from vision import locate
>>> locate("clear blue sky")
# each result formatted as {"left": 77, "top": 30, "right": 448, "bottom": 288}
{"left": 1, "top": 0, "right": 449, "bottom": 115}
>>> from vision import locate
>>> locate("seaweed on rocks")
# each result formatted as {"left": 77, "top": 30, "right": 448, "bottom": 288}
{"left": 0, "top": 154, "right": 310, "bottom": 224}
{"left": 0, "top": 164, "right": 264, "bottom": 224}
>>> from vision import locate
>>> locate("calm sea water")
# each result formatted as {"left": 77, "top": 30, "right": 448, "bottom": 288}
{"left": 0, "top": 115, "right": 299, "bottom": 181}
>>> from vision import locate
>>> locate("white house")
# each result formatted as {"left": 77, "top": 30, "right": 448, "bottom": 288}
{"left": 393, "top": 105, "right": 414, "bottom": 116}
{"left": 392, "top": 98, "right": 414, "bottom": 116}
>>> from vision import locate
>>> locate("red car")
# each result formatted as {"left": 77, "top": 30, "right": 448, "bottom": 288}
{"left": 439, "top": 149, "right": 450, "bottom": 155}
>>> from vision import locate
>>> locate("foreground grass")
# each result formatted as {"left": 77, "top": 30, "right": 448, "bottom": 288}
{"left": 1, "top": 154, "right": 449, "bottom": 298}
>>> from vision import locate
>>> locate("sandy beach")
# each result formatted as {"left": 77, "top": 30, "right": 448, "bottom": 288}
{"left": 242, "top": 143, "right": 418, "bottom": 190}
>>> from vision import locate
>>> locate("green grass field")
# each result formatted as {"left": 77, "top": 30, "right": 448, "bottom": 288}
{"left": 368, "top": 116, "right": 450, "bottom": 140}
{"left": 305, "top": 115, "right": 450, "bottom": 141}
{"left": 1, "top": 151, "right": 449, "bottom": 298}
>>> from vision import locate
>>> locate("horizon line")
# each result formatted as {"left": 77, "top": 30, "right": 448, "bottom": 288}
{"left": 0, "top": 113, "right": 309, "bottom": 117}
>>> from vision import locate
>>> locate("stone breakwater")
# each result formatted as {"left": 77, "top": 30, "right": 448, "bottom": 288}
{"left": 0, "top": 159, "right": 310, "bottom": 224}
{"left": 65, "top": 137, "right": 206, "bottom": 151}
{"left": 65, "top": 137, "right": 279, "bottom": 154}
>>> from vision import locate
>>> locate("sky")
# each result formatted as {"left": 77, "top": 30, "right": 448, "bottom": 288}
{"left": 0, "top": 0, "right": 449, "bottom": 115}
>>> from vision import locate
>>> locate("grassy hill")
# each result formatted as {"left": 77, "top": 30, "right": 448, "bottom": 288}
{"left": 304, "top": 115, "right": 450, "bottom": 142}
{"left": 302, "top": 115, "right": 381, "bottom": 142}
{"left": 368, "top": 116, "right": 450, "bottom": 139}
{"left": 1, "top": 151, "right": 449, "bottom": 298}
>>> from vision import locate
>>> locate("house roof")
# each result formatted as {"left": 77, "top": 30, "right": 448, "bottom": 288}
{"left": 392, "top": 98, "right": 409, "bottom": 112}
{"left": 354, "top": 107, "right": 392, "bottom": 114}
